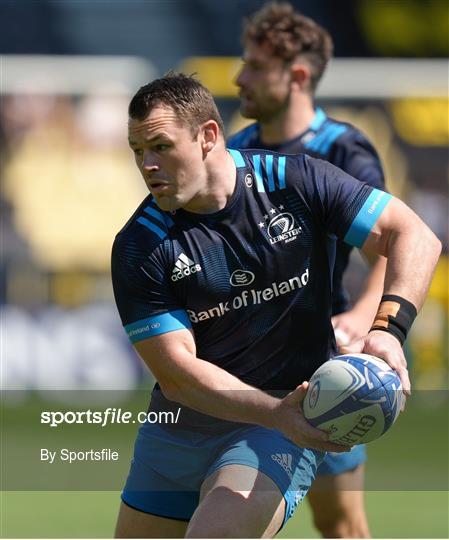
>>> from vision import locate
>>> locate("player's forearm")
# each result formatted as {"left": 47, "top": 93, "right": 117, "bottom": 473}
{"left": 382, "top": 219, "right": 441, "bottom": 311}
{"left": 364, "top": 198, "right": 441, "bottom": 312}
{"left": 155, "top": 353, "right": 280, "bottom": 429}
{"left": 351, "top": 255, "right": 386, "bottom": 318}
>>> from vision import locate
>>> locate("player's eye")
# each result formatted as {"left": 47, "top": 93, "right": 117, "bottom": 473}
{"left": 132, "top": 148, "right": 143, "bottom": 157}
{"left": 155, "top": 144, "right": 170, "bottom": 152}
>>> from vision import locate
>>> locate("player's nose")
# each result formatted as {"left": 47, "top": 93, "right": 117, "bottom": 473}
{"left": 235, "top": 66, "right": 247, "bottom": 88}
{"left": 142, "top": 150, "right": 160, "bottom": 171}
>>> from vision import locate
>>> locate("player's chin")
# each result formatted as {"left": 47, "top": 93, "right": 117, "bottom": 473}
{"left": 239, "top": 103, "right": 258, "bottom": 119}
{"left": 152, "top": 194, "right": 179, "bottom": 212}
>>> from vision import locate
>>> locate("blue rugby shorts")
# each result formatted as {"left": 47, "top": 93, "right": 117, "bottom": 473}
{"left": 316, "top": 444, "right": 367, "bottom": 476}
{"left": 122, "top": 421, "right": 325, "bottom": 527}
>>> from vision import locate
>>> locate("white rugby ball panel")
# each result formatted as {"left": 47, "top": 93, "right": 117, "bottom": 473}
{"left": 303, "top": 354, "right": 403, "bottom": 445}
{"left": 303, "top": 360, "right": 366, "bottom": 419}
{"left": 316, "top": 402, "right": 386, "bottom": 444}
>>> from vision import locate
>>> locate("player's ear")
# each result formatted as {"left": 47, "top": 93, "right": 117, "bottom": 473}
{"left": 290, "top": 62, "right": 312, "bottom": 93}
{"left": 200, "top": 119, "right": 220, "bottom": 155}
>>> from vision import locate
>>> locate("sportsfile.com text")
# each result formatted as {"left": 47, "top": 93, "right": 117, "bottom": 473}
{"left": 40, "top": 408, "right": 181, "bottom": 427}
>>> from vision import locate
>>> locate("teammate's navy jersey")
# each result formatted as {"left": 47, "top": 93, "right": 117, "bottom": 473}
{"left": 112, "top": 149, "right": 391, "bottom": 432}
{"left": 227, "top": 109, "right": 386, "bottom": 314}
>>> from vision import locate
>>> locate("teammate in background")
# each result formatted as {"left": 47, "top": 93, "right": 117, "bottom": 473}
{"left": 228, "top": 3, "right": 386, "bottom": 536}
{"left": 111, "top": 73, "right": 440, "bottom": 538}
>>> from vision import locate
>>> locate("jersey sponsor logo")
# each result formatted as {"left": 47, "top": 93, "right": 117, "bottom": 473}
{"left": 267, "top": 212, "right": 302, "bottom": 245}
{"left": 187, "top": 269, "right": 309, "bottom": 323}
{"left": 230, "top": 270, "right": 255, "bottom": 287}
{"left": 171, "top": 253, "right": 202, "bottom": 282}
{"left": 244, "top": 173, "right": 253, "bottom": 188}
{"left": 271, "top": 453, "right": 293, "bottom": 480}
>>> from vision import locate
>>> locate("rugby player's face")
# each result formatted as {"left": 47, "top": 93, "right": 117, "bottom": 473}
{"left": 236, "top": 42, "right": 292, "bottom": 121}
{"left": 128, "top": 105, "right": 206, "bottom": 212}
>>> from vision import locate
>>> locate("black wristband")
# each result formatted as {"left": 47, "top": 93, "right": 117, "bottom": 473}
{"left": 370, "top": 294, "right": 418, "bottom": 346}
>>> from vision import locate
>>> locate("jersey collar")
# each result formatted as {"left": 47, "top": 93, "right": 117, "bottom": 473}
{"left": 248, "top": 107, "right": 327, "bottom": 150}
{"left": 257, "top": 107, "right": 327, "bottom": 148}
{"left": 309, "top": 108, "right": 327, "bottom": 131}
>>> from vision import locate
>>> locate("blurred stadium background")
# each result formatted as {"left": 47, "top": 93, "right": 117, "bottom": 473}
{"left": 1, "top": 0, "right": 448, "bottom": 538}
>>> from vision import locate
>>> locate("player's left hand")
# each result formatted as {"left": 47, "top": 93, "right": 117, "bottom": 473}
{"left": 340, "top": 330, "right": 410, "bottom": 402}
{"left": 331, "top": 309, "right": 372, "bottom": 349}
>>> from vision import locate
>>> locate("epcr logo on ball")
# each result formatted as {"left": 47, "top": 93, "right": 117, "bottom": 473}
{"left": 308, "top": 381, "right": 320, "bottom": 409}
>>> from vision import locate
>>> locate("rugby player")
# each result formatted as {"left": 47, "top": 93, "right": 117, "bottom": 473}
{"left": 111, "top": 73, "right": 440, "bottom": 538}
{"left": 229, "top": 3, "right": 387, "bottom": 536}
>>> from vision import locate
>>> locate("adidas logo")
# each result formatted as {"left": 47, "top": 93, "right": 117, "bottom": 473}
{"left": 271, "top": 453, "right": 293, "bottom": 480}
{"left": 171, "top": 253, "right": 202, "bottom": 282}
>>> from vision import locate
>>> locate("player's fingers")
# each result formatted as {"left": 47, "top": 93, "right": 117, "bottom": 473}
{"left": 332, "top": 314, "right": 359, "bottom": 337}
{"left": 397, "top": 366, "right": 411, "bottom": 396}
{"left": 291, "top": 381, "right": 309, "bottom": 405}
{"left": 299, "top": 417, "right": 329, "bottom": 442}
{"left": 331, "top": 315, "right": 340, "bottom": 329}
{"left": 320, "top": 441, "right": 352, "bottom": 453}
{"left": 400, "top": 392, "right": 407, "bottom": 413}
{"left": 299, "top": 417, "right": 354, "bottom": 456}
{"left": 385, "top": 350, "right": 411, "bottom": 395}
{"left": 378, "top": 352, "right": 411, "bottom": 396}
{"left": 283, "top": 382, "right": 310, "bottom": 414}
{"left": 339, "top": 337, "right": 364, "bottom": 354}
{"left": 334, "top": 327, "right": 351, "bottom": 347}
{"left": 376, "top": 345, "right": 410, "bottom": 395}
{"left": 300, "top": 415, "right": 353, "bottom": 452}
{"left": 304, "top": 437, "right": 351, "bottom": 453}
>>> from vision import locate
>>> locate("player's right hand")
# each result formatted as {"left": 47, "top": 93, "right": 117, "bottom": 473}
{"left": 274, "top": 382, "right": 352, "bottom": 453}
{"left": 340, "top": 330, "right": 411, "bottom": 400}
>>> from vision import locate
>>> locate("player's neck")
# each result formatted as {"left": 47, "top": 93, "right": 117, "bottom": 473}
{"left": 259, "top": 97, "right": 315, "bottom": 146}
{"left": 183, "top": 149, "right": 237, "bottom": 214}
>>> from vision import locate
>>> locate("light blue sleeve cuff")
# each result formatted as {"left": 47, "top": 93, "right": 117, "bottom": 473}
{"left": 124, "top": 310, "right": 192, "bottom": 344}
{"left": 344, "top": 189, "right": 393, "bottom": 248}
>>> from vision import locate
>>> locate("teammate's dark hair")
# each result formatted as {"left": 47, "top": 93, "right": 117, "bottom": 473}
{"left": 243, "top": 2, "right": 333, "bottom": 92}
{"left": 129, "top": 72, "right": 225, "bottom": 138}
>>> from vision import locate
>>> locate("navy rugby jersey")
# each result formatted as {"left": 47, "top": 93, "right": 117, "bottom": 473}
{"left": 111, "top": 149, "right": 391, "bottom": 431}
{"left": 228, "top": 109, "right": 386, "bottom": 315}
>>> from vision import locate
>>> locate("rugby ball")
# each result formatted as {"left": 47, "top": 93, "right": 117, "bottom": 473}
{"left": 303, "top": 354, "right": 403, "bottom": 445}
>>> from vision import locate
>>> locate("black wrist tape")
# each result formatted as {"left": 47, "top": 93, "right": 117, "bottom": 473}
{"left": 370, "top": 294, "right": 418, "bottom": 346}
